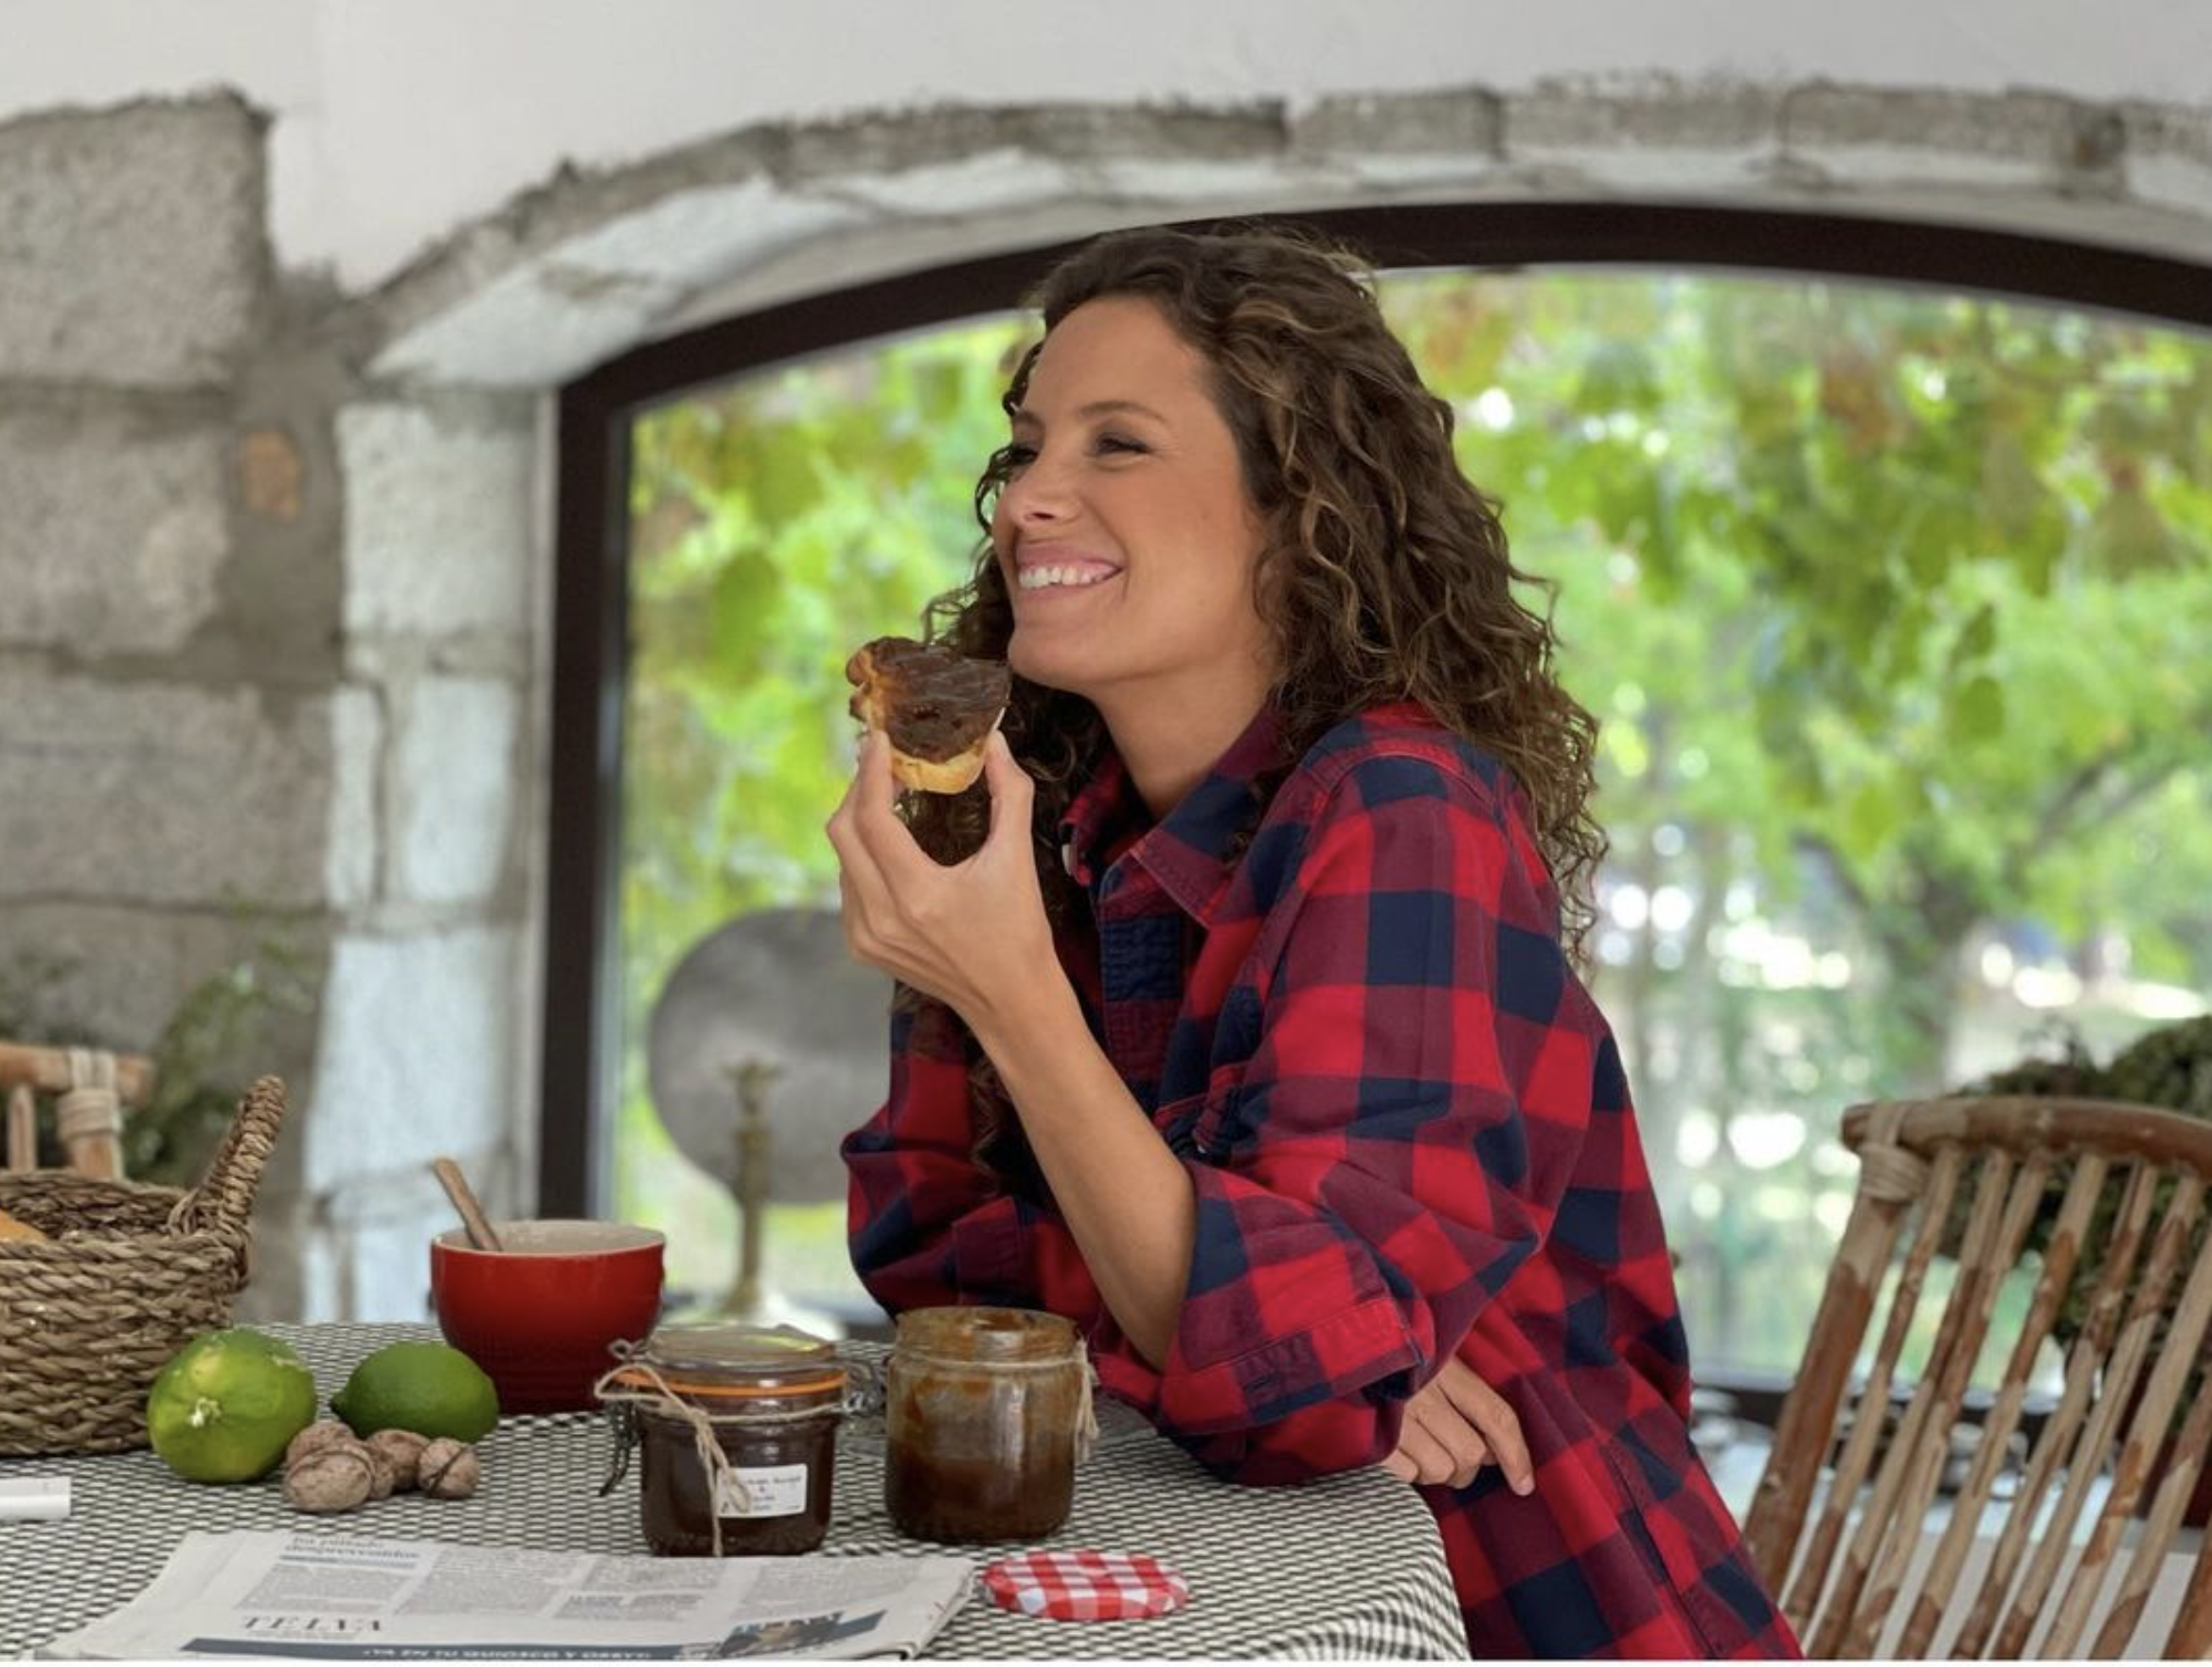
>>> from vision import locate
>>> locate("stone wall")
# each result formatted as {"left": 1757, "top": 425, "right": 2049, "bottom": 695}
{"left": 3, "top": 79, "right": 2207, "bottom": 1320}
{"left": 0, "top": 96, "right": 539, "bottom": 1318}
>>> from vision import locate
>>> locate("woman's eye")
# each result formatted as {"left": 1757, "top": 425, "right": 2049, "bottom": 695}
{"left": 1095, "top": 433, "right": 1149, "bottom": 457}
{"left": 1001, "top": 443, "right": 1037, "bottom": 470}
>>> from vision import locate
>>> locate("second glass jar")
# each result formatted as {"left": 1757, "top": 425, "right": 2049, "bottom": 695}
{"left": 883, "top": 1305, "right": 1090, "bottom": 1543}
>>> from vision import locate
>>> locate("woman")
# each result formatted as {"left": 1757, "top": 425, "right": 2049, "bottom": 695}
{"left": 830, "top": 223, "right": 1798, "bottom": 1659}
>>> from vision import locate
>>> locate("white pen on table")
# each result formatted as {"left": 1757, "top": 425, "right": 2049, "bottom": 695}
{"left": 0, "top": 1476, "right": 70, "bottom": 1520}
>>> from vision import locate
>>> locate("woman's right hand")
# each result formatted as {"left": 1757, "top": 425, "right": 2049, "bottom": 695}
{"left": 1382, "top": 1357, "right": 1535, "bottom": 1494}
{"left": 826, "top": 728, "right": 1060, "bottom": 1045}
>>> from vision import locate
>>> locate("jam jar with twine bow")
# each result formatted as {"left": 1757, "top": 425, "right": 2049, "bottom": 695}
{"left": 884, "top": 1306, "right": 1096, "bottom": 1543}
{"left": 596, "top": 1324, "right": 849, "bottom": 1556}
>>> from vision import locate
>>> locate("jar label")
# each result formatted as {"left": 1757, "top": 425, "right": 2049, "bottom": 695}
{"left": 712, "top": 1462, "right": 810, "bottom": 1519}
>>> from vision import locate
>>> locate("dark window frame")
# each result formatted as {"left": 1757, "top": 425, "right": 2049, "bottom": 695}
{"left": 544, "top": 200, "right": 2212, "bottom": 1216}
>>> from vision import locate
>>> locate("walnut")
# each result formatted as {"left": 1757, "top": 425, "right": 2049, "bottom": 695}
{"left": 366, "top": 1428, "right": 430, "bottom": 1493}
{"left": 284, "top": 1420, "right": 358, "bottom": 1472}
{"left": 283, "top": 1443, "right": 374, "bottom": 1513}
{"left": 359, "top": 1440, "right": 398, "bottom": 1501}
{"left": 418, "top": 1438, "right": 480, "bottom": 1499}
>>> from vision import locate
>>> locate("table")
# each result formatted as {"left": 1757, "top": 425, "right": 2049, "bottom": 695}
{"left": 0, "top": 1323, "right": 1468, "bottom": 1659}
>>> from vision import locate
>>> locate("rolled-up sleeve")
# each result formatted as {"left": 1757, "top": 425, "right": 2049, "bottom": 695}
{"left": 844, "top": 992, "right": 1101, "bottom": 1317}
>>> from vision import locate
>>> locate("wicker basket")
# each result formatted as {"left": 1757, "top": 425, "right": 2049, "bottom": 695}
{"left": 0, "top": 1075, "right": 287, "bottom": 1457}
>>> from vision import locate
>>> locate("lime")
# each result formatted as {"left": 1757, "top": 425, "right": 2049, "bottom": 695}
{"left": 331, "top": 1341, "right": 500, "bottom": 1443}
{"left": 146, "top": 1328, "right": 319, "bottom": 1483}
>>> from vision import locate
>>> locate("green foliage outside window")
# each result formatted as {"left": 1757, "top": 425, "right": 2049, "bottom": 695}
{"left": 617, "top": 274, "right": 2212, "bottom": 1371}
{"left": 618, "top": 322, "right": 1025, "bottom": 1303}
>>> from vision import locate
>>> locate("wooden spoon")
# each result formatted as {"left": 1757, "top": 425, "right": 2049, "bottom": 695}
{"left": 431, "top": 1156, "right": 505, "bottom": 1252}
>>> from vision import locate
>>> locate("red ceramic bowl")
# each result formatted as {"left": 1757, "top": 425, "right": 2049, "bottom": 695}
{"left": 431, "top": 1220, "right": 666, "bottom": 1414}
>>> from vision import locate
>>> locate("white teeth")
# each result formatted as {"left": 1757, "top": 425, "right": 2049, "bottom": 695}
{"left": 1018, "top": 565, "right": 1114, "bottom": 591}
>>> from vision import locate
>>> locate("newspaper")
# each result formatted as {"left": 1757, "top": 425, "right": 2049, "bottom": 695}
{"left": 38, "top": 1531, "right": 974, "bottom": 1660}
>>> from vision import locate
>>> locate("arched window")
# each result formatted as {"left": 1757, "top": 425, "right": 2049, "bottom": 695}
{"left": 548, "top": 206, "right": 2212, "bottom": 1366}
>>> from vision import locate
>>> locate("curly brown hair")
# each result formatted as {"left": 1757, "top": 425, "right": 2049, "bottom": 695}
{"left": 908, "top": 220, "right": 1605, "bottom": 959}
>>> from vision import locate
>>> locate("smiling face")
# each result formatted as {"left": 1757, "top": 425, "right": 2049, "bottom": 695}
{"left": 989, "top": 296, "right": 1275, "bottom": 726}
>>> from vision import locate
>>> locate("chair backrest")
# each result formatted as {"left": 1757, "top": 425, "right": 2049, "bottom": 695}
{"left": 1744, "top": 1095, "right": 2212, "bottom": 1659}
{"left": 0, "top": 1041, "right": 155, "bottom": 1181}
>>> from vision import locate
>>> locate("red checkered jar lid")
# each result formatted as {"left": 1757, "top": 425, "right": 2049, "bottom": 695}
{"left": 980, "top": 1550, "right": 1190, "bottom": 1622}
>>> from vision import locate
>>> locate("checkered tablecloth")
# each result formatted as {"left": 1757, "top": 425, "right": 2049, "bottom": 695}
{"left": 0, "top": 1322, "right": 1467, "bottom": 1660}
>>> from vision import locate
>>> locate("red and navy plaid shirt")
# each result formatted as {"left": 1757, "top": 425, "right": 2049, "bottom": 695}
{"left": 845, "top": 701, "right": 1800, "bottom": 1659}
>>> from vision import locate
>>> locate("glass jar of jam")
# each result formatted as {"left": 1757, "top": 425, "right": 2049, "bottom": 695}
{"left": 883, "top": 1306, "right": 1093, "bottom": 1543}
{"left": 599, "top": 1323, "right": 847, "bottom": 1557}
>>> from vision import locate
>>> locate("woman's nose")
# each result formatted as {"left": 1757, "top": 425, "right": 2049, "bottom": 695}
{"left": 1002, "top": 453, "right": 1072, "bottom": 525}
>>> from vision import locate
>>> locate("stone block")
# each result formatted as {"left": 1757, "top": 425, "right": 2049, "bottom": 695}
{"left": 805, "top": 151, "right": 1083, "bottom": 220}
{"left": 292, "top": 1213, "right": 437, "bottom": 1322}
{"left": 0, "top": 666, "right": 331, "bottom": 907}
{"left": 297, "top": 1160, "right": 511, "bottom": 1320}
{"left": 338, "top": 403, "right": 533, "bottom": 636}
{"left": 235, "top": 1256, "right": 306, "bottom": 1325}
{"left": 2132, "top": 153, "right": 2212, "bottom": 224}
{"left": 781, "top": 107, "right": 1017, "bottom": 180}
{"left": 0, "top": 899, "right": 323, "bottom": 1067}
{"left": 2122, "top": 101, "right": 2212, "bottom": 221}
{"left": 862, "top": 96, "right": 1275, "bottom": 173}
{"left": 0, "top": 405, "right": 229, "bottom": 656}
{"left": 527, "top": 182, "right": 860, "bottom": 303}
{"left": 325, "top": 686, "right": 384, "bottom": 909}
{"left": 1783, "top": 85, "right": 2123, "bottom": 193}
{"left": 283, "top": 1228, "right": 345, "bottom": 1323}
{"left": 0, "top": 97, "right": 266, "bottom": 386}
{"left": 366, "top": 260, "right": 679, "bottom": 389}
{"left": 1082, "top": 152, "right": 1350, "bottom": 209}
{"left": 2121, "top": 101, "right": 2212, "bottom": 170}
{"left": 392, "top": 674, "right": 521, "bottom": 906}
{"left": 1301, "top": 87, "right": 1506, "bottom": 162}
{"left": 330, "top": 1212, "right": 443, "bottom": 1320}
{"left": 779, "top": 103, "right": 1250, "bottom": 179}
{"left": 1508, "top": 77, "right": 1782, "bottom": 152}
{"left": 304, "top": 925, "right": 517, "bottom": 1193}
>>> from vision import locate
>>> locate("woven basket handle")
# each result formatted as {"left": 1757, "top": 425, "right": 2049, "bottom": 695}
{"left": 172, "top": 1075, "right": 288, "bottom": 1241}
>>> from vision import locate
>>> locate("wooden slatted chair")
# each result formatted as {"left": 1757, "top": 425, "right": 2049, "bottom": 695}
{"left": 0, "top": 1041, "right": 156, "bottom": 1180}
{"left": 1743, "top": 1095, "right": 2212, "bottom": 1659}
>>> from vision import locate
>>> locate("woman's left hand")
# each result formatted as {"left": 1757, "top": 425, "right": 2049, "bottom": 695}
{"left": 826, "top": 729, "right": 1059, "bottom": 1035}
{"left": 1382, "top": 1357, "right": 1536, "bottom": 1493}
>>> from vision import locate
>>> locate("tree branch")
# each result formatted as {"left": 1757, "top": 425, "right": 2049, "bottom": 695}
{"left": 2011, "top": 749, "right": 2125, "bottom": 886}
{"left": 2004, "top": 722, "right": 2208, "bottom": 895}
{"left": 1792, "top": 830, "right": 1873, "bottom": 915}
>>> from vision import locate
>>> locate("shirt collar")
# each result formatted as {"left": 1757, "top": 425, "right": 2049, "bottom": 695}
{"left": 1060, "top": 702, "right": 1284, "bottom": 922}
